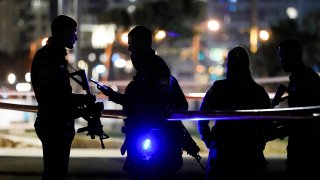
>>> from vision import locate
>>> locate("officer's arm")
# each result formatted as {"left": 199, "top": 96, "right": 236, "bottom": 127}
{"left": 108, "top": 91, "right": 125, "bottom": 105}
{"left": 96, "top": 84, "right": 125, "bottom": 105}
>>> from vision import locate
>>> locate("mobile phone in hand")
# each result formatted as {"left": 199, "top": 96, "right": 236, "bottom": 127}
{"left": 90, "top": 78, "right": 104, "bottom": 87}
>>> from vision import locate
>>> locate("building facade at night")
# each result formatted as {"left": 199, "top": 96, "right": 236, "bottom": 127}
{"left": 0, "top": 0, "right": 320, "bottom": 85}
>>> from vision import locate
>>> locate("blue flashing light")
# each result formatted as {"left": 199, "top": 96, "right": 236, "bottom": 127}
{"left": 139, "top": 135, "right": 157, "bottom": 161}
{"left": 137, "top": 130, "right": 161, "bottom": 161}
{"left": 142, "top": 138, "right": 152, "bottom": 151}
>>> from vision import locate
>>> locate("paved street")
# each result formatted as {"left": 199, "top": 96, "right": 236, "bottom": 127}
{"left": 0, "top": 149, "right": 286, "bottom": 180}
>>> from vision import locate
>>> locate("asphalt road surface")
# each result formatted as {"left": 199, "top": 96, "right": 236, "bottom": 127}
{"left": 0, "top": 154, "right": 286, "bottom": 180}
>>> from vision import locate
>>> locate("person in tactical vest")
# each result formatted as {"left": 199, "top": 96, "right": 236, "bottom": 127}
{"left": 96, "top": 25, "right": 188, "bottom": 179}
{"left": 198, "top": 47, "right": 275, "bottom": 180}
{"left": 274, "top": 39, "right": 320, "bottom": 180}
{"left": 31, "top": 15, "right": 90, "bottom": 180}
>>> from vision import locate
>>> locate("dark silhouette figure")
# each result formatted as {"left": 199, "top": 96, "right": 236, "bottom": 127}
{"left": 96, "top": 25, "right": 188, "bottom": 179}
{"left": 31, "top": 15, "right": 87, "bottom": 180}
{"left": 198, "top": 47, "right": 273, "bottom": 180}
{"left": 276, "top": 39, "right": 320, "bottom": 180}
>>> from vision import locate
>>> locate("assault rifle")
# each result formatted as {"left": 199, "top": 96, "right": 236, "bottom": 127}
{"left": 179, "top": 121, "right": 205, "bottom": 170}
{"left": 69, "top": 69, "right": 109, "bottom": 149}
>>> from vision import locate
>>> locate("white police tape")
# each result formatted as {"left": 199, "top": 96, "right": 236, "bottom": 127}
{"left": 167, "top": 106, "right": 320, "bottom": 121}
{"left": 0, "top": 102, "right": 319, "bottom": 121}
{"left": 0, "top": 102, "right": 125, "bottom": 119}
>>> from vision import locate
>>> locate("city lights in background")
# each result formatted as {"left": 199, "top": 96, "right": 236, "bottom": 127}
{"left": 127, "top": 5, "right": 136, "bottom": 14}
{"left": 207, "top": 20, "right": 220, "bottom": 31}
{"left": 95, "top": 64, "right": 106, "bottom": 74}
{"left": 112, "top": 53, "right": 127, "bottom": 68}
{"left": 16, "top": 83, "right": 31, "bottom": 92}
{"left": 286, "top": 7, "right": 298, "bottom": 19}
{"left": 209, "top": 48, "right": 227, "bottom": 64}
{"left": 7, "top": 73, "right": 16, "bottom": 85}
{"left": 208, "top": 65, "right": 224, "bottom": 76}
{"left": 41, "top": 37, "right": 48, "bottom": 46}
{"left": 112, "top": 53, "right": 121, "bottom": 63}
{"left": 259, "top": 30, "right": 270, "bottom": 41}
{"left": 124, "top": 61, "right": 134, "bottom": 73}
{"left": 154, "top": 30, "right": 166, "bottom": 41}
{"left": 25, "top": 72, "right": 31, "bottom": 83}
{"left": 91, "top": 25, "right": 116, "bottom": 49}
{"left": 120, "top": 32, "right": 129, "bottom": 45}
{"left": 250, "top": 27, "right": 258, "bottom": 53}
{"left": 91, "top": 64, "right": 107, "bottom": 81}
{"left": 114, "top": 58, "right": 127, "bottom": 68}
{"left": 3, "top": 0, "right": 319, "bottom": 94}
{"left": 196, "top": 65, "right": 206, "bottom": 73}
{"left": 88, "top": 53, "right": 96, "bottom": 62}
{"left": 77, "top": 60, "right": 87, "bottom": 69}
{"left": 99, "top": 53, "right": 107, "bottom": 63}
{"left": 31, "top": 0, "right": 41, "bottom": 9}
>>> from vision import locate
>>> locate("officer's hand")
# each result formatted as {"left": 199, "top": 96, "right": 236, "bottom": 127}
{"left": 97, "top": 84, "right": 114, "bottom": 97}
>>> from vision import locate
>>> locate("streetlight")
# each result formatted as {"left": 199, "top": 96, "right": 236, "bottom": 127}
{"left": 154, "top": 30, "right": 166, "bottom": 41}
{"left": 287, "top": 7, "right": 298, "bottom": 19}
{"left": 259, "top": 30, "right": 270, "bottom": 41}
{"left": 207, "top": 20, "right": 220, "bottom": 31}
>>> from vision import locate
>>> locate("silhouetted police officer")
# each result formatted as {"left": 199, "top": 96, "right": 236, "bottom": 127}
{"left": 276, "top": 39, "right": 320, "bottom": 180}
{"left": 31, "top": 15, "right": 88, "bottom": 180}
{"left": 96, "top": 25, "right": 188, "bottom": 179}
{"left": 198, "top": 47, "right": 274, "bottom": 180}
